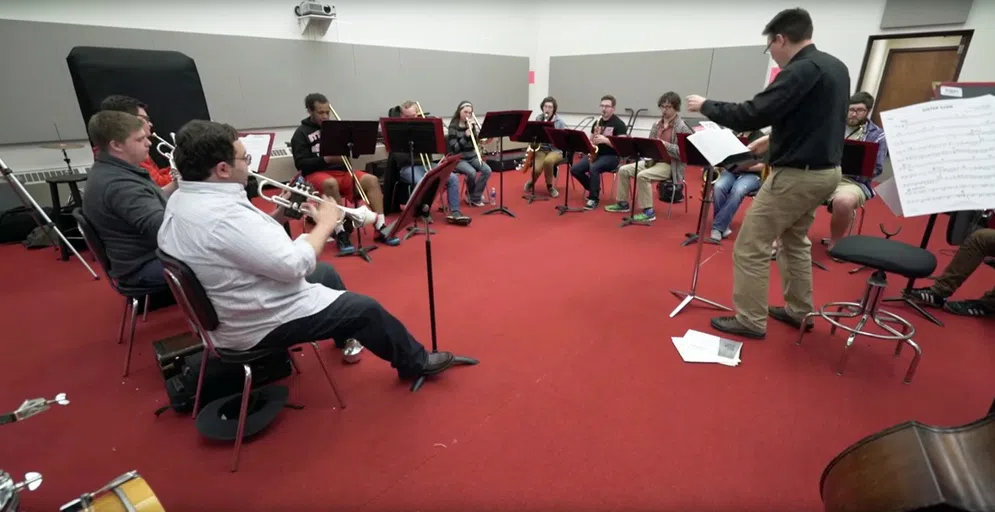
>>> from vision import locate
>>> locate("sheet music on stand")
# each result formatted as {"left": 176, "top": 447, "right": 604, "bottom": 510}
{"left": 239, "top": 133, "right": 274, "bottom": 174}
{"left": 671, "top": 329, "right": 743, "bottom": 367}
{"left": 879, "top": 94, "right": 995, "bottom": 217}
{"left": 686, "top": 128, "right": 754, "bottom": 167}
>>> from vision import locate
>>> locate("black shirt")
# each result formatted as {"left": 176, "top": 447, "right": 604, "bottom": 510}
{"left": 700, "top": 44, "right": 850, "bottom": 170}
{"left": 591, "top": 114, "right": 628, "bottom": 156}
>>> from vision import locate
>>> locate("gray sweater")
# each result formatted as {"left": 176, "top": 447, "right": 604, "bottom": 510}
{"left": 81, "top": 153, "right": 167, "bottom": 284}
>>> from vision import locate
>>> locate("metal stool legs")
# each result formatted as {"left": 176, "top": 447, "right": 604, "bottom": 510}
{"left": 797, "top": 270, "right": 923, "bottom": 383}
{"left": 310, "top": 342, "right": 346, "bottom": 410}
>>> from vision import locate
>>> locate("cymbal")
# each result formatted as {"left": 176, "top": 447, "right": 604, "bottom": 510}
{"left": 38, "top": 142, "right": 85, "bottom": 150}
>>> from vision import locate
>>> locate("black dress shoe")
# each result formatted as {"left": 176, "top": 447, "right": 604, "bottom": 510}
{"left": 420, "top": 351, "right": 455, "bottom": 376}
{"left": 710, "top": 316, "right": 765, "bottom": 340}
{"left": 768, "top": 306, "right": 814, "bottom": 331}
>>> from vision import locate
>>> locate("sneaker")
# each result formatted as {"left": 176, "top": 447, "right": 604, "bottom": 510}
{"left": 446, "top": 211, "right": 471, "bottom": 226}
{"left": 710, "top": 229, "right": 723, "bottom": 241}
{"left": 584, "top": 199, "right": 598, "bottom": 210}
{"left": 375, "top": 226, "right": 400, "bottom": 246}
{"left": 604, "top": 202, "right": 629, "bottom": 213}
{"left": 548, "top": 186, "right": 559, "bottom": 198}
{"left": 723, "top": 228, "right": 732, "bottom": 238}
{"left": 633, "top": 209, "right": 656, "bottom": 222}
{"left": 524, "top": 182, "right": 534, "bottom": 192}
{"left": 335, "top": 230, "right": 355, "bottom": 255}
{"left": 905, "top": 287, "right": 946, "bottom": 308}
{"left": 341, "top": 338, "right": 363, "bottom": 364}
{"left": 944, "top": 299, "right": 995, "bottom": 317}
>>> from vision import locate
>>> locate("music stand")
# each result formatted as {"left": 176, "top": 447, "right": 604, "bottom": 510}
{"left": 669, "top": 132, "right": 758, "bottom": 318}
{"left": 380, "top": 116, "right": 448, "bottom": 240}
{"left": 608, "top": 136, "right": 668, "bottom": 228}
{"left": 512, "top": 121, "right": 554, "bottom": 204}
{"left": 0, "top": 159, "right": 98, "bottom": 280}
{"left": 478, "top": 110, "right": 530, "bottom": 218}
{"left": 675, "top": 133, "right": 720, "bottom": 247}
{"left": 320, "top": 120, "right": 381, "bottom": 264}
{"left": 545, "top": 128, "right": 593, "bottom": 215}
{"left": 385, "top": 155, "right": 480, "bottom": 392}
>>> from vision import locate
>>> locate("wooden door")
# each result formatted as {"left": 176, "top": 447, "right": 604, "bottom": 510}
{"left": 873, "top": 47, "right": 961, "bottom": 126}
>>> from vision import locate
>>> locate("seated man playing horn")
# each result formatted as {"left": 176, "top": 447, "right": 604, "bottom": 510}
{"left": 604, "top": 92, "right": 691, "bottom": 220}
{"left": 97, "top": 94, "right": 177, "bottom": 191}
{"left": 290, "top": 92, "right": 400, "bottom": 254}
{"left": 159, "top": 120, "right": 459, "bottom": 376}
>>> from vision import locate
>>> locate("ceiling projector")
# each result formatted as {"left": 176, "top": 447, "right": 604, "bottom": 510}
{"left": 295, "top": 2, "right": 334, "bottom": 17}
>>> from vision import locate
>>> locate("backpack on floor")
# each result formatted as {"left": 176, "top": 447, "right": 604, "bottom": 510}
{"left": 154, "top": 347, "right": 293, "bottom": 416}
{"left": 658, "top": 181, "right": 684, "bottom": 203}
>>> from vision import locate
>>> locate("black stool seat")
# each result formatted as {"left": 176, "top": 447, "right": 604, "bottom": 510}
{"left": 829, "top": 235, "right": 936, "bottom": 279}
{"left": 216, "top": 346, "right": 280, "bottom": 365}
{"left": 45, "top": 174, "right": 87, "bottom": 184}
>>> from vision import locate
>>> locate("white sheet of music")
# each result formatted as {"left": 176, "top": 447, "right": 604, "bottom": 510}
{"left": 239, "top": 134, "right": 272, "bottom": 174}
{"left": 880, "top": 94, "right": 995, "bottom": 217}
{"left": 687, "top": 128, "right": 751, "bottom": 167}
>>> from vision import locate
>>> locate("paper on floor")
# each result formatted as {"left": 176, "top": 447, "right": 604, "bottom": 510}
{"left": 671, "top": 329, "right": 743, "bottom": 367}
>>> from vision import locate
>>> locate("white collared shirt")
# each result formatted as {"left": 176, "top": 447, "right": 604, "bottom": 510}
{"left": 157, "top": 180, "right": 341, "bottom": 351}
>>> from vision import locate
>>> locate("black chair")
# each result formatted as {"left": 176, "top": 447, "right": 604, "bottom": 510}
{"left": 796, "top": 235, "right": 936, "bottom": 383}
{"left": 72, "top": 209, "right": 170, "bottom": 377}
{"left": 156, "top": 249, "right": 346, "bottom": 472}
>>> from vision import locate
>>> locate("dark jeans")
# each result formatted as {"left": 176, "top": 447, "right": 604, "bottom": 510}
{"left": 256, "top": 262, "right": 429, "bottom": 378}
{"left": 570, "top": 155, "right": 620, "bottom": 200}
{"left": 931, "top": 228, "right": 995, "bottom": 306}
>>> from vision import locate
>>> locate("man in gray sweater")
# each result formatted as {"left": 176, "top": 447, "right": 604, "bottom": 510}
{"left": 82, "top": 110, "right": 176, "bottom": 293}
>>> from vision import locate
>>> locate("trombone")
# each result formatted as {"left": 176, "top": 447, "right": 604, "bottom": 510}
{"left": 413, "top": 102, "right": 434, "bottom": 171}
{"left": 327, "top": 105, "right": 371, "bottom": 205}
{"left": 467, "top": 112, "right": 484, "bottom": 163}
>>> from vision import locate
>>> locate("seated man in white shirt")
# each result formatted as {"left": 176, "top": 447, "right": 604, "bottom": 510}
{"left": 158, "top": 120, "right": 455, "bottom": 380}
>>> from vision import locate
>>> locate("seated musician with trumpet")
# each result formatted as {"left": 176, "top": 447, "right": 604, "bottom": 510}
{"left": 97, "top": 95, "right": 176, "bottom": 191}
{"left": 522, "top": 96, "right": 566, "bottom": 198}
{"left": 569, "top": 94, "right": 628, "bottom": 210}
{"left": 447, "top": 101, "right": 492, "bottom": 207}
{"left": 290, "top": 93, "right": 400, "bottom": 253}
{"left": 81, "top": 111, "right": 175, "bottom": 302}
{"left": 604, "top": 92, "right": 692, "bottom": 221}
{"left": 158, "top": 120, "right": 457, "bottom": 380}
{"left": 709, "top": 129, "right": 768, "bottom": 241}
{"left": 395, "top": 101, "right": 471, "bottom": 225}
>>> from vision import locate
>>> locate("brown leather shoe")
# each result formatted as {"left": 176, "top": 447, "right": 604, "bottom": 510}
{"left": 768, "top": 306, "right": 814, "bottom": 331}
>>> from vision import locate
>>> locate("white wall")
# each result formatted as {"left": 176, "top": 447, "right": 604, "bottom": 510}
{"left": 859, "top": 35, "right": 964, "bottom": 99}
{"left": 0, "top": 0, "right": 537, "bottom": 173}
{"left": 532, "top": 0, "right": 994, "bottom": 137}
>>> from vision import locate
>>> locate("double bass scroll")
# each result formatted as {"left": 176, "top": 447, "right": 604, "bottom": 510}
{"left": 820, "top": 413, "right": 995, "bottom": 512}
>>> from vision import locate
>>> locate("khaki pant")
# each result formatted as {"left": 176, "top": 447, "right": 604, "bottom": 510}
{"left": 617, "top": 160, "right": 672, "bottom": 209}
{"left": 733, "top": 166, "right": 842, "bottom": 331}
{"left": 530, "top": 150, "right": 563, "bottom": 186}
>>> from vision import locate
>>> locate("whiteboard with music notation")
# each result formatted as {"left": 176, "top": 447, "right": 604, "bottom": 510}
{"left": 879, "top": 95, "right": 995, "bottom": 217}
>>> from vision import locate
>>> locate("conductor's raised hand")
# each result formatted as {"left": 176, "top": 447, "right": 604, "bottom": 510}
{"left": 686, "top": 95, "right": 707, "bottom": 113}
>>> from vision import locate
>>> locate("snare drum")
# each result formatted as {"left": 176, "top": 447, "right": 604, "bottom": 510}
{"left": 59, "top": 471, "right": 163, "bottom": 512}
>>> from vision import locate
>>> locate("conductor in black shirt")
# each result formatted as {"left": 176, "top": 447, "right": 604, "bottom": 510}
{"left": 686, "top": 8, "right": 848, "bottom": 339}
{"left": 569, "top": 94, "right": 628, "bottom": 210}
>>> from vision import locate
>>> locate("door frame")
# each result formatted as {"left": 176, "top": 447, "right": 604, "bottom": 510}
{"left": 872, "top": 46, "right": 962, "bottom": 125}
{"left": 854, "top": 29, "right": 974, "bottom": 91}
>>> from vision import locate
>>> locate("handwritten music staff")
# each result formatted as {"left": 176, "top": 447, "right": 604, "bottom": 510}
{"left": 880, "top": 94, "right": 995, "bottom": 217}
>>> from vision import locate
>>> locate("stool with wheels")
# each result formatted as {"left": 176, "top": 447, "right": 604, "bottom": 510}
{"left": 797, "top": 235, "right": 936, "bottom": 384}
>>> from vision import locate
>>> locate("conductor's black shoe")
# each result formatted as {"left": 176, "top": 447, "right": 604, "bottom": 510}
{"left": 710, "top": 316, "right": 765, "bottom": 340}
{"left": 768, "top": 306, "right": 814, "bottom": 331}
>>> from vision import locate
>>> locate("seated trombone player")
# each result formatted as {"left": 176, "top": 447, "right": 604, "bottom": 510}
{"left": 523, "top": 96, "right": 566, "bottom": 198}
{"left": 394, "top": 101, "right": 470, "bottom": 225}
{"left": 447, "top": 101, "right": 492, "bottom": 207}
{"left": 290, "top": 92, "right": 400, "bottom": 253}
{"left": 158, "top": 120, "right": 459, "bottom": 377}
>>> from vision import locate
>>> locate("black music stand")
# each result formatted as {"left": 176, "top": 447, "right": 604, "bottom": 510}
{"left": 513, "top": 121, "right": 555, "bottom": 204}
{"left": 608, "top": 136, "right": 667, "bottom": 228}
{"left": 380, "top": 116, "right": 449, "bottom": 240}
{"left": 320, "top": 120, "right": 381, "bottom": 264}
{"left": 675, "top": 134, "right": 721, "bottom": 247}
{"left": 479, "top": 110, "right": 530, "bottom": 218}
{"left": 545, "top": 128, "right": 592, "bottom": 215}
{"left": 669, "top": 132, "right": 756, "bottom": 318}
{"left": 0, "top": 159, "right": 98, "bottom": 280}
{"left": 385, "top": 155, "right": 480, "bottom": 392}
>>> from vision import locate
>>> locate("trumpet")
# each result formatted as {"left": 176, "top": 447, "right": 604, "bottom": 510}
{"left": 151, "top": 132, "right": 181, "bottom": 181}
{"left": 467, "top": 112, "right": 483, "bottom": 163}
{"left": 251, "top": 171, "right": 378, "bottom": 227}
{"left": 327, "top": 105, "right": 371, "bottom": 205}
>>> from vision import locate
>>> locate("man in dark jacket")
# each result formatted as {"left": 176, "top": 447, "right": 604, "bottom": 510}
{"left": 290, "top": 93, "right": 399, "bottom": 253}
{"left": 81, "top": 111, "right": 173, "bottom": 309}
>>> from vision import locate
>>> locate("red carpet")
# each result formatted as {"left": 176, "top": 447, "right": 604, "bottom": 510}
{"left": 1, "top": 168, "right": 992, "bottom": 511}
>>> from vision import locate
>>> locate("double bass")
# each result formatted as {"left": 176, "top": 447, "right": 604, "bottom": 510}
{"left": 820, "top": 411, "right": 995, "bottom": 512}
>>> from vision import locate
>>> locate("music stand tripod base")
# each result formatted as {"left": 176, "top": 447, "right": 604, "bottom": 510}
{"left": 669, "top": 290, "right": 732, "bottom": 318}
{"left": 881, "top": 296, "right": 944, "bottom": 327}
{"left": 410, "top": 355, "right": 480, "bottom": 392}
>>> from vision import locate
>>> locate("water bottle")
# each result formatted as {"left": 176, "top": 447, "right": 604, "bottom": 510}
{"left": 490, "top": 187, "right": 497, "bottom": 205}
